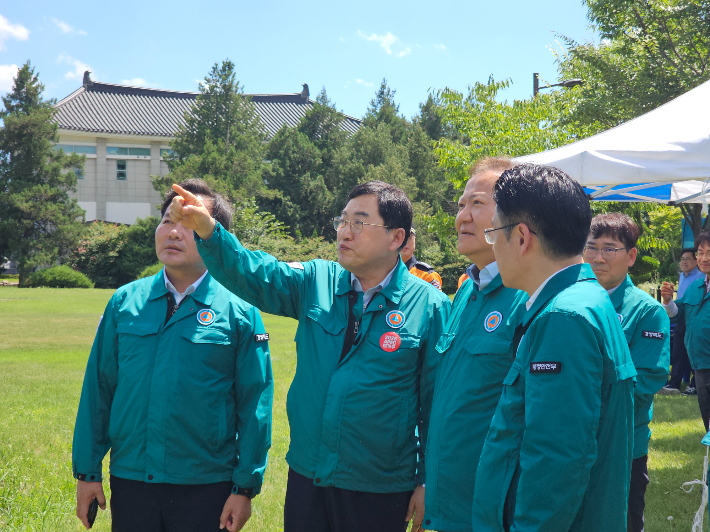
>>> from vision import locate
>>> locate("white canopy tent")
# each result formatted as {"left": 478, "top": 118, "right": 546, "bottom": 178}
{"left": 516, "top": 79, "right": 710, "bottom": 204}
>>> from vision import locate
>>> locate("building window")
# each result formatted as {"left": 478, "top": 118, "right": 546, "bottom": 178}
{"left": 107, "top": 146, "right": 150, "bottom": 156}
{"left": 117, "top": 160, "right": 127, "bottom": 180}
{"left": 53, "top": 144, "right": 97, "bottom": 154}
{"left": 74, "top": 166, "right": 84, "bottom": 179}
{"left": 74, "top": 145, "right": 97, "bottom": 155}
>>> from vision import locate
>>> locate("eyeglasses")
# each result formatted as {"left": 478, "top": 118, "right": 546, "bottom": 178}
{"left": 583, "top": 246, "right": 628, "bottom": 260}
{"left": 333, "top": 217, "right": 391, "bottom": 234}
{"left": 680, "top": 257, "right": 695, "bottom": 262}
{"left": 483, "top": 223, "right": 537, "bottom": 244}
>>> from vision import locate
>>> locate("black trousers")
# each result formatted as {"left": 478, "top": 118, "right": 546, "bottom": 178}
{"left": 694, "top": 369, "right": 710, "bottom": 431}
{"left": 628, "top": 455, "right": 649, "bottom": 532}
{"left": 283, "top": 468, "right": 413, "bottom": 532}
{"left": 668, "top": 321, "right": 694, "bottom": 389}
{"left": 110, "top": 475, "right": 233, "bottom": 532}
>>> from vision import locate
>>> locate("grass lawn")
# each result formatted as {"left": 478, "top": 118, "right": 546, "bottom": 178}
{"left": 0, "top": 286, "right": 708, "bottom": 531}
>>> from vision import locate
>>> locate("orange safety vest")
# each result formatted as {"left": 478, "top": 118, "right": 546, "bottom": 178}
{"left": 405, "top": 256, "right": 443, "bottom": 291}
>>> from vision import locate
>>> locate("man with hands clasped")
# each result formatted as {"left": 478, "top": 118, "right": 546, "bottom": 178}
{"left": 584, "top": 213, "right": 669, "bottom": 532}
{"left": 72, "top": 179, "right": 273, "bottom": 532}
{"left": 169, "top": 180, "right": 450, "bottom": 532}
{"left": 661, "top": 232, "right": 710, "bottom": 430}
{"left": 421, "top": 157, "right": 528, "bottom": 532}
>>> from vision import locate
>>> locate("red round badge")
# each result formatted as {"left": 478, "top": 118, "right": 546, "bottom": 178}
{"left": 380, "top": 332, "right": 401, "bottom": 352}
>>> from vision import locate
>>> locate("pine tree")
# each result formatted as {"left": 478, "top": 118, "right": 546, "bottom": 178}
{"left": 152, "top": 60, "right": 266, "bottom": 200}
{"left": 0, "top": 61, "right": 85, "bottom": 285}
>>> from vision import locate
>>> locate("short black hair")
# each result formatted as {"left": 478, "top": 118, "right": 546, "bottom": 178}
{"left": 345, "top": 181, "right": 412, "bottom": 250}
{"left": 493, "top": 163, "right": 591, "bottom": 259}
{"left": 589, "top": 213, "right": 639, "bottom": 249}
{"left": 161, "top": 179, "right": 234, "bottom": 231}
{"left": 681, "top": 247, "right": 697, "bottom": 258}
{"left": 696, "top": 232, "right": 710, "bottom": 250}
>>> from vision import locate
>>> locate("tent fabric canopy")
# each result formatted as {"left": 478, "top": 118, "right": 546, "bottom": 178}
{"left": 516, "top": 79, "right": 710, "bottom": 189}
{"left": 584, "top": 180, "right": 710, "bottom": 204}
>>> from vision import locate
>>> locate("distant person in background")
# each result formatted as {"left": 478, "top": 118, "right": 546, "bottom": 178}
{"left": 457, "top": 271, "right": 469, "bottom": 290}
{"left": 662, "top": 234, "right": 710, "bottom": 431}
{"left": 401, "top": 227, "right": 443, "bottom": 290}
{"left": 584, "top": 213, "right": 669, "bottom": 532}
{"left": 660, "top": 248, "right": 704, "bottom": 395}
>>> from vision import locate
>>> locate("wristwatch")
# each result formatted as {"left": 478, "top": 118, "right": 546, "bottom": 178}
{"left": 234, "top": 486, "right": 255, "bottom": 499}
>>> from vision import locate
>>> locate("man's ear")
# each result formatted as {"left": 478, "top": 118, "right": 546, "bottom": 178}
{"left": 389, "top": 228, "right": 406, "bottom": 252}
{"left": 518, "top": 224, "right": 535, "bottom": 256}
{"left": 627, "top": 247, "right": 638, "bottom": 268}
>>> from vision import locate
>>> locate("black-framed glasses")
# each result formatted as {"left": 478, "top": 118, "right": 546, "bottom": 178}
{"left": 583, "top": 246, "right": 628, "bottom": 260}
{"left": 483, "top": 223, "right": 536, "bottom": 244}
{"left": 333, "top": 217, "right": 391, "bottom": 234}
{"left": 680, "top": 257, "right": 695, "bottom": 262}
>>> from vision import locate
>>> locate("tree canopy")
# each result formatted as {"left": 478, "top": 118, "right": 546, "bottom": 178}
{"left": 0, "top": 61, "right": 85, "bottom": 285}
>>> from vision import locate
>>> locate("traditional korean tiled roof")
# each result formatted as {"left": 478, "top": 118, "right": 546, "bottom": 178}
{"left": 54, "top": 81, "right": 361, "bottom": 139}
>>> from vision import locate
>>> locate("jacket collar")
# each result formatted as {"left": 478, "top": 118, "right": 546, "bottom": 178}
{"left": 476, "top": 272, "right": 504, "bottom": 295}
{"left": 335, "top": 258, "right": 408, "bottom": 305}
{"left": 523, "top": 263, "right": 597, "bottom": 326}
{"left": 609, "top": 274, "right": 634, "bottom": 311}
{"left": 148, "top": 268, "right": 216, "bottom": 306}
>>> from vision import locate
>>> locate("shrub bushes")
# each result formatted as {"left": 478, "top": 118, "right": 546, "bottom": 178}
{"left": 69, "top": 217, "right": 159, "bottom": 288}
{"left": 138, "top": 263, "right": 163, "bottom": 279}
{"left": 25, "top": 266, "right": 94, "bottom": 288}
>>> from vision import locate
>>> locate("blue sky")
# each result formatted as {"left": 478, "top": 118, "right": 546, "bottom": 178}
{"left": 2, "top": 1, "right": 597, "bottom": 119}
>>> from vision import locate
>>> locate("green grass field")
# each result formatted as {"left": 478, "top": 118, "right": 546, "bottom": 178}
{"left": 0, "top": 286, "right": 708, "bottom": 531}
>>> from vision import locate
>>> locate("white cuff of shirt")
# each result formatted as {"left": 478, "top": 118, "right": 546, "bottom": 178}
{"left": 663, "top": 299, "right": 679, "bottom": 318}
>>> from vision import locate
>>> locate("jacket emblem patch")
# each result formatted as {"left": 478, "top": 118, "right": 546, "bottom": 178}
{"left": 254, "top": 333, "right": 270, "bottom": 342}
{"left": 386, "top": 310, "right": 406, "bottom": 329}
{"left": 197, "top": 309, "right": 216, "bottom": 326}
{"left": 530, "top": 362, "right": 562, "bottom": 374}
{"left": 617, "top": 313, "right": 624, "bottom": 324}
{"left": 484, "top": 311, "right": 502, "bottom": 332}
{"left": 642, "top": 330, "right": 664, "bottom": 340}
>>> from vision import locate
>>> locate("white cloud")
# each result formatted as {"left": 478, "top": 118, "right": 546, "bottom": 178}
{"left": 57, "top": 54, "right": 92, "bottom": 81}
{"left": 435, "top": 43, "right": 446, "bottom": 51}
{"left": 355, "top": 79, "right": 374, "bottom": 88}
{"left": 358, "top": 30, "right": 411, "bottom": 58}
{"left": 122, "top": 78, "right": 150, "bottom": 87}
{"left": 0, "top": 15, "right": 29, "bottom": 51}
{"left": 53, "top": 18, "right": 87, "bottom": 36}
{"left": 0, "top": 64, "right": 19, "bottom": 92}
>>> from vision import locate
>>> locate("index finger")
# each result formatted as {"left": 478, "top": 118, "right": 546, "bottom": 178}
{"left": 172, "top": 184, "right": 199, "bottom": 204}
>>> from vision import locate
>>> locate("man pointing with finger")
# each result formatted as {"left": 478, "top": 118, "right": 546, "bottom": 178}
{"left": 169, "top": 180, "right": 451, "bottom": 532}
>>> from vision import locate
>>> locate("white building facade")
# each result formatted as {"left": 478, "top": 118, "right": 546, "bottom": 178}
{"left": 54, "top": 76, "right": 360, "bottom": 225}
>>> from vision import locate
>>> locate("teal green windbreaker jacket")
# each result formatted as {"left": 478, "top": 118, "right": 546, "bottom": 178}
{"left": 423, "top": 271, "right": 528, "bottom": 532}
{"left": 72, "top": 272, "right": 273, "bottom": 493}
{"left": 672, "top": 275, "right": 710, "bottom": 370}
{"left": 472, "top": 264, "right": 636, "bottom": 532}
{"left": 610, "top": 275, "right": 670, "bottom": 458}
{"left": 195, "top": 222, "right": 451, "bottom": 493}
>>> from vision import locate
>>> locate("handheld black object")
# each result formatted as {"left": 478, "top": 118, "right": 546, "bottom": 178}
{"left": 87, "top": 498, "right": 99, "bottom": 528}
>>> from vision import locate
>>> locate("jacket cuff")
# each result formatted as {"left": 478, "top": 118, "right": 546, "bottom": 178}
{"left": 75, "top": 471, "right": 103, "bottom": 482}
{"left": 193, "top": 221, "right": 222, "bottom": 243}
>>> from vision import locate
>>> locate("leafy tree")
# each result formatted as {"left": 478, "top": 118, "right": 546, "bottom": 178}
{"left": 152, "top": 60, "right": 266, "bottom": 200}
{"left": 0, "top": 61, "right": 86, "bottom": 286}
{"left": 69, "top": 217, "right": 159, "bottom": 288}
{"left": 434, "top": 77, "right": 582, "bottom": 189}
{"left": 556, "top": 0, "right": 710, "bottom": 132}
